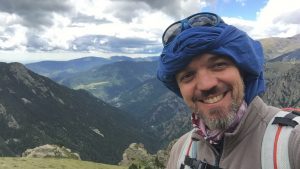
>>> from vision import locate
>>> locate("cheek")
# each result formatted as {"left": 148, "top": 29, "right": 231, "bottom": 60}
{"left": 179, "top": 85, "right": 195, "bottom": 107}
{"left": 232, "top": 76, "right": 245, "bottom": 102}
{"left": 180, "top": 83, "right": 195, "bottom": 96}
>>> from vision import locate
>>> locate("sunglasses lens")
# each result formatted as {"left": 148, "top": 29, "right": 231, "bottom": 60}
{"left": 163, "top": 22, "right": 182, "bottom": 45}
{"left": 189, "top": 14, "right": 218, "bottom": 27}
{"left": 162, "top": 13, "right": 221, "bottom": 45}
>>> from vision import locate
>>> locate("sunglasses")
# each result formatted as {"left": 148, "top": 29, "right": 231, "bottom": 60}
{"left": 162, "top": 12, "right": 223, "bottom": 46}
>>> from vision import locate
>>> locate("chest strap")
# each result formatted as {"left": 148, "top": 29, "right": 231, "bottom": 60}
{"left": 178, "top": 129, "right": 222, "bottom": 169}
{"left": 261, "top": 110, "right": 300, "bottom": 169}
{"left": 183, "top": 155, "right": 222, "bottom": 169}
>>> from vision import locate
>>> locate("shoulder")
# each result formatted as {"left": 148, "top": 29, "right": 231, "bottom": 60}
{"left": 169, "top": 132, "right": 190, "bottom": 159}
{"left": 290, "top": 125, "right": 300, "bottom": 139}
{"left": 288, "top": 117, "right": 300, "bottom": 169}
{"left": 247, "top": 96, "right": 280, "bottom": 123}
{"left": 166, "top": 132, "right": 191, "bottom": 169}
{"left": 289, "top": 124, "right": 300, "bottom": 147}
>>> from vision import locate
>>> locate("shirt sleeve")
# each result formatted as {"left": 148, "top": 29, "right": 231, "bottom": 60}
{"left": 166, "top": 133, "right": 190, "bottom": 169}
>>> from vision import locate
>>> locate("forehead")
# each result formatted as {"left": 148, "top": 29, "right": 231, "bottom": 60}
{"left": 187, "top": 53, "right": 235, "bottom": 67}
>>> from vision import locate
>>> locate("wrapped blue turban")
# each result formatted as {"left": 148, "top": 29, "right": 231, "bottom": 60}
{"left": 157, "top": 19, "right": 265, "bottom": 104}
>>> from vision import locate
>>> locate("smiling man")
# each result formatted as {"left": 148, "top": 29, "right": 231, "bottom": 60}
{"left": 176, "top": 53, "right": 244, "bottom": 131}
{"left": 157, "top": 12, "right": 300, "bottom": 169}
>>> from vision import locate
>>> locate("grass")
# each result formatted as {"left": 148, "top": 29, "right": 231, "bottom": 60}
{"left": 74, "top": 81, "right": 110, "bottom": 90}
{"left": 0, "top": 157, "right": 127, "bottom": 169}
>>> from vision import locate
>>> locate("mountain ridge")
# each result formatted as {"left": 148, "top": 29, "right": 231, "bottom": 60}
{"left": 0, "top": 62, "right": 159, "bottom": 164}
{"left": 260, "top": 34, "right": 300, "bottom": 60}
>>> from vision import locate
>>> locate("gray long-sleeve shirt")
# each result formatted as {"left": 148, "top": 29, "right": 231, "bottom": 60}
{"left": 166, "top": 96, "right": 300, "bottom": 169}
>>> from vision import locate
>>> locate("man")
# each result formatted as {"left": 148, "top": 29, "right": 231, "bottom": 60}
{"left": 157, "top": 12, "right": 300, "bottom": 169}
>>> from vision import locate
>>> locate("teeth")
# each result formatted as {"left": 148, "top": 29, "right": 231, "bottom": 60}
{"left": 203, "top": 94, "right": 224, "bottom": 104}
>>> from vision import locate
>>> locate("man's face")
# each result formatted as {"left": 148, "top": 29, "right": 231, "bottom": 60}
{"left": 176, "top": 53, "right": 244, "bottom": 130}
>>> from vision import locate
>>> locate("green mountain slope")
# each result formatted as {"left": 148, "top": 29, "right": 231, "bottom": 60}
{"left": 61, "top": 61, "right": 158, "bottom": 101}
{"left": 59, "top": 59, "right": 300, "bottom": 147}
{"left": 262, "top": 62, "right": 300, "bottom": 108}
{"left": 0, "top": 62, "right": 158, "bottom": 164}
{"left": 113, "top": 61, "right": 300, "bottom": 146}
{"left": 112, "top": 78, "right": 192, "bottom": 146}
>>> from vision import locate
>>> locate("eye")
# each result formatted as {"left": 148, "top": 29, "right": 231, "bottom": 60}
{"left": 179, "top": 71, "right": 195, "bottom": 83}
{"left": 212, "top": 61, "right": 229, "bottom": 70}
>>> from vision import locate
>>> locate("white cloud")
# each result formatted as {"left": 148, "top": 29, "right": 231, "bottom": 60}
{"left": 253, "top": 0, "right": 300, "bottom": 38}
{"left": 0, "top": 12, "right": 22, "bottom": 26}
{"left": 223, "top": 17, "right": 256, "bottom": 33}
{"left": 0, "top": 0, "right": 300, "bottom": 62}
{"left": 0, "top": 24, "right": 27, "bottom": 50}
{"left": 220, "top": 0, "right": 300, "bottom": 39}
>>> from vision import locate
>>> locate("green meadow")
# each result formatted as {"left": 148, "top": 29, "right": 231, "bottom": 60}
{"left": 0, "top": 158, "right": 127, "bottom": 169}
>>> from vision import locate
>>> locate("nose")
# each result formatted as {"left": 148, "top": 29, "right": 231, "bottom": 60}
{"left": 195, "top": 70, "right": 218, "bottom": 91}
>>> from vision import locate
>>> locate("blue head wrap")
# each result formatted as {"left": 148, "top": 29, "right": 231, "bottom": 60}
{"left": 157, "top": 14, "right": 265, "bottom": 104}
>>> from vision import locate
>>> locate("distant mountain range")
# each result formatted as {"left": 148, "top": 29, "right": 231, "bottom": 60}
{"left": 59, "top": 60, "right": 158, "bottom": 101}
{"left": 0, "top": 62, "right": 159, "bottom": 164}
{"left": 25, "top": 56, "right": 114, "bottom": 81}
{"left": 260, "top": 34, "right": 300, "bottom": 60}
{"left": 25, "top": 56, "right": 158, "bottom": 83}
{"left": 268, "top": 48, "right": 300, "bottom": 62}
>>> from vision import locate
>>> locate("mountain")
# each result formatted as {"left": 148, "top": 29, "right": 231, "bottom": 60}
{"left": 101, "top": 60, "right": 300, "bottom": 146}
{"left": 22, "top": 34, "right": 300, "bottom": 151}
{"left": 0, "top": 62, "right": 159, "bottom": 164}
{"left": 60, "top": 61, "right": 158, "bottom": 101}
{"left": 262, "top": 62, "right": 300, "bottom": 108}
{"left": 111, "top": 78, "right": 192, "bottom": 145}
{"left": 55, "top": 60, "right": 191, "bottom": 146}
{"left": 59, "top": 58, "right": 300, "bottom": 147}
{"left": 268, "top": 48, "right": 300, "bottom": 62}
{"left": 25, "top": 56, "right": 159, "bottom": 84}
{"left": 109, "top": 56, "right": 135, "bottom": 62}
{"left": 260, "top": 34, "right": 300, "bottom": 60}
{"left": 25, "top": 56, "right": 114, "bottom": 82}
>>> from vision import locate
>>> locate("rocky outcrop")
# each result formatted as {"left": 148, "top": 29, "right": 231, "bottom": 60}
{"left": 22, "top": 144, "right": 81, "bottom": 160}
{"left": 119, "top": 143, "right": 151, "bottom": 166}
{"left": 119, "top": 141, "right": 176, "bottom": 168}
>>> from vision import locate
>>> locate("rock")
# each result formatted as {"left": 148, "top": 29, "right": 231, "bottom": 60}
{"left": 119, "top": 141, "right": 176, "bottom": 168}
{"left": 22, "top": 144, "right": 81, "bottom": 160}
{"left": 119, "top": 143, "right": 152, "bottom": 166}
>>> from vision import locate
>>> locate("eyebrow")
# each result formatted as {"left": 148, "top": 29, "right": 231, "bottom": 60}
{"left": 176, "top": 55, "right": 233, "bottom": 76}
{"left": 208, "top": 55, "right": 228, "bottom": 62}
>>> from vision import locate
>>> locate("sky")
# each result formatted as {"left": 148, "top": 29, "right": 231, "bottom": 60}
{"left": 0, "top": 0, "right": 300, "bottom": 63}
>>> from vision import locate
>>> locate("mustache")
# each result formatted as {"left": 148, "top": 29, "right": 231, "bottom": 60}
{"left": 192, "top": 85, "right": 231, "bottom": 102}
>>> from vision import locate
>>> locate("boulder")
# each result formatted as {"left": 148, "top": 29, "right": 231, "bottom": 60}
{"left": 22, "top": 144, "right": 81, "bottom": 160}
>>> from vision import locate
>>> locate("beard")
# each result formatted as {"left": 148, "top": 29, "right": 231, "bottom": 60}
{"left": 197, "top": 101, "right": 240, "bottom": 130}
{"left": 193, "top": 82, "right": 245, "bottom": 130}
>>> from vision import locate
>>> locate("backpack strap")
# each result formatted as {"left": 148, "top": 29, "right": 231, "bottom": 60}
{"left": 178, "top": 129, "right": 197, "bottom": 169}
{"left": 261, "top": 110, "right": 300, "bottom": 169}
{"left": 178, "top": 129, "right": 222, "bottom": 169}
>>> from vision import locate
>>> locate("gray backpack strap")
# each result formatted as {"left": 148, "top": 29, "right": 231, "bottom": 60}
{"left": 261, "top": 111, "right": 300, "bottom": 169}
{"left": 177, "top": 129, "right": 197, "bottom": 169}
{"left": 177, "top": 129, "right": 222, "bottom": 169}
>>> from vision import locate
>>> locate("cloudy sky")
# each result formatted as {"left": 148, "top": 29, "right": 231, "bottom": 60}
{"left": 0, "top": 0, "right": 300, "bottom": 63}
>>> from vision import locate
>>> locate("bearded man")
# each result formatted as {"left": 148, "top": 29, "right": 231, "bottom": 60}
{"left": 157, "top": 12, "right": 300, "bottom": 169}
